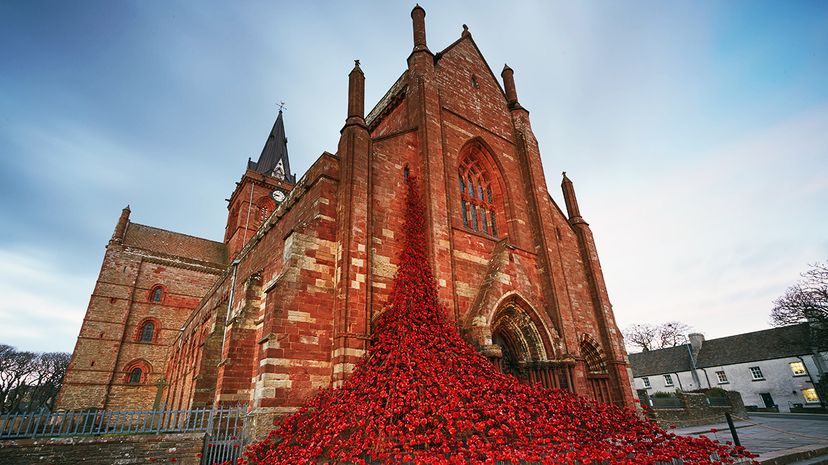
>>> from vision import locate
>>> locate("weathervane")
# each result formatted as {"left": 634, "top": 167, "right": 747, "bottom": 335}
{"left": 277, "top": 101, "right": 287, "bottom": 112}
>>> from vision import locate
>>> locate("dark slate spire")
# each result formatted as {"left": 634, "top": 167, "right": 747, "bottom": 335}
{"left": 248, "top": 109, "right": 296, "bottom": 183}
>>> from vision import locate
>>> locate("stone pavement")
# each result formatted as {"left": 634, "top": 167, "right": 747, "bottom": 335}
{"left": 669, "top": 413, "right": 828, "bottom": 463}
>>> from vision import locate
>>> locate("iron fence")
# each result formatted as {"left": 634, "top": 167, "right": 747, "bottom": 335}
{"left": 0, "top": 406, "right": 243, "bottom": 440}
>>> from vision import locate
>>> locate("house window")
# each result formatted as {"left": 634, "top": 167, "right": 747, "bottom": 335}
{"left": 140, "top": 321, "right": 155, "bottom": 343}
{"left": 664, "top": 374, "right": 674, "bottom": 387}
{"left": 790, "top": 361, "right": 807, "bottom": 376}
{"left": 716, "top": 371, "right": 728, "bottom": 384}
{"left": 803, "top": 388, "right": 820, "bottom": 403}
{"left": 642, "top": 377, "right": 651, "bottom": 388}
{"left": 128, "top": 367, "right": 142, "bottom": 384}
{"left": 749, "top": 366, "right": 765, "bottom": 380}
{"left": 458, "top": 155, "right": 498, "bottom": 238}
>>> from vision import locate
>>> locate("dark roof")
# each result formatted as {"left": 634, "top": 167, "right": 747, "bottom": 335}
{"left": 366, "top": 71, "right": 408, "bottom": 130}
{"left": 123, "top": 223, "right": 227, "bottom": 267}
{"left": 628, "top": 324, "right": 817, "bottom": 377}
{"left": 695, "top": 323, "right": 813, "bottom": 368}
{"left": 629, "top": 345, "right": 694, "bottom": 377}
{"left": 248, "top": 110, "right": 296, "bottom": 183}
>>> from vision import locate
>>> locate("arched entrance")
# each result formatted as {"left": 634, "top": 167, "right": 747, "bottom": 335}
{"left": 487, "top": 299, "right": 574, "bottom": 391}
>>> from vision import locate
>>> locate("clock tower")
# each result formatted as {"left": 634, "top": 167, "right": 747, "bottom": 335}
{"left": 224, "top": 109, "right": 295, "bottom": 260}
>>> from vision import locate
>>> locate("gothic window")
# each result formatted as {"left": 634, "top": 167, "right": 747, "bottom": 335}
{"left": 459, "top": 155, "right": 498, "bottom": 237}
{"left": 580, "top": 340, "right": 606, "bottom": 373}
{"left": 139, "top": 321, "right": 155, "bottom": 343}
{"left": 129, "top": 368, "right": 142, "bottom": 384}
{"left": 149, "top": 285, "right": 164, "bottom": 303}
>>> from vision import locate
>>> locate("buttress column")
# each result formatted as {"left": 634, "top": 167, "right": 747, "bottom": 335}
{"left": 332, "top": 61, "right": 372, "bottom": 386}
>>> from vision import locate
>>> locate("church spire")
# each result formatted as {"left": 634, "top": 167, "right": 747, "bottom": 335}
{"left": 248, "top": 108, "right": 296, "bottom": 183}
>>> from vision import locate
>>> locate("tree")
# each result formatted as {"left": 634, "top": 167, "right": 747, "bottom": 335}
{"left": 770, "top": 261, "right": 828, "bottom": 407}
{"left": 623, "top": 321, "right": 693, "bottom": 353}
{"left": 771, "top": 262, "right": 828, "bottom": 347}
{"left": 0, "top": 345, "right": 70, "bottom": 414}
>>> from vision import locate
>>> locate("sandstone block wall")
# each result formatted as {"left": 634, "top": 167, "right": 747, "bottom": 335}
{"left": 0, "top": 432, "right": 203, "bottom": 465}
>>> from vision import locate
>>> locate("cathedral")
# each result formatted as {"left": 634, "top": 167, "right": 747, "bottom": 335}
{"left": 57, "top": 6, "right": 636, "bottom": 436}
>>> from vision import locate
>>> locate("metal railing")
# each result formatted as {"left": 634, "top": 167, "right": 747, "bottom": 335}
{"left": 0, "top": 406, "right": 243, "bottom": 440}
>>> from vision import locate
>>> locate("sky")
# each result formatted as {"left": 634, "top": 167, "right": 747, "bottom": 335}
{"left": 0, "top": 1, "right": 826, "bottom": 354}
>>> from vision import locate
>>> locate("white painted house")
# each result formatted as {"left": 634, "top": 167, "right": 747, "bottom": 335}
{"left": 628, "top": 324, "right": 827, "bottom": 412}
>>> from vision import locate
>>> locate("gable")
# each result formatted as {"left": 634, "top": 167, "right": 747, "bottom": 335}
{"left": 434, "top": 37, "right": 514, "bottom": 141}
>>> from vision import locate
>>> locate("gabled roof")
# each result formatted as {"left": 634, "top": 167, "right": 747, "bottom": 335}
{"left": 123, "top": 223, "right": 227, "bottom": 267}
{"left": 365, "top": 31, "right": 509, "bottom": 132}
{"left": 248, "top": 109, "right": 296, "bottom": 183}
{"left": 628, "top": 323, "right": 819, "bottom": 377}
{"left": 628, "top": 345, "right": 694, "bottom": 377}
{"left": 366, "top": 71, "right": 408, "bottom": 130}
{"left": 695, "top": 323, "right": 814, "bottom": 368}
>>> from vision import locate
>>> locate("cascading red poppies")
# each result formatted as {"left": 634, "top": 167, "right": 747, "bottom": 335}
{"left": 240, "top": 177, "right": 756, "bottom": 465}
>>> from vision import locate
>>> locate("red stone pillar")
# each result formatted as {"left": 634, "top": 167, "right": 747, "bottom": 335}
{"left": 332, "top": 60, "right": 372, "bottom": 386}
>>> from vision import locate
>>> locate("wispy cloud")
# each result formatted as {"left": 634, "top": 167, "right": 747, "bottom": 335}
{"left": 0, "top": 247, "right": 92, "bottom": 352}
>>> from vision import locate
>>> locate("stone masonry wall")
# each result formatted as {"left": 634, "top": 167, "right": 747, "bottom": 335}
{"left": 0, "top": 432, "right": 203, "bottom": 465}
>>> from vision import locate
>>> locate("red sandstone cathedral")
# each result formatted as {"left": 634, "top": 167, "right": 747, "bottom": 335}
{"left": 58, "top": 6, "right": 636, "bottom": 435}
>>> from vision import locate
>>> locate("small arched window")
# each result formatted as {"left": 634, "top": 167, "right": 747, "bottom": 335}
{"left": 149, "top": 285, "right": 163, "bottom": 303}
{"left": 129, "top": 367, "right": 142, "bottom": 384}
{"left": 255, "top": 196, "right": 276, "bottom": 229}
{"left": 140, "top": 321, "right": 155, "bottom": 343}
{"left": 459, "top": 156, "right": 497, "bottom": 237}
{"left": 124, "top": 359, "right": 151, "bottom": 384}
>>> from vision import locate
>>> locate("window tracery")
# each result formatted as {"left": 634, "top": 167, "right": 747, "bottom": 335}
{"left": 458, "top": 155, "right": 498, "bottom": 237}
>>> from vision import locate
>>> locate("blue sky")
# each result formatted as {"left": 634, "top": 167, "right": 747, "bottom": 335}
{"left": 1, "top": 1, "right": 826, "bottom": 353}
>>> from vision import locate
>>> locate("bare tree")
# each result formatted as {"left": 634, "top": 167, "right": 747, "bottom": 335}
{"left": 770, "top": 262, "right": 828, "bottom": 406}
{"left": 622, "top": 324, "right": 659, "bottom": 352}
{"left": 657, "top": 321, "right": 692, "bottom": 349}
{"left": 771, "top": 262, "right": 828, "bottom": 347}
{"left": 623, "top": 321, "right": 693, "bottom": 353}
{"left": 0, "top": 345, "right": 70, "bottom": 414}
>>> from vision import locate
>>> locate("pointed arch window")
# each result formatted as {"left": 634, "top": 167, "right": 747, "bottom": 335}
{"left": 581, "top": 340, "right": 606, "bottom": 374}
{"left": 129, "top": 367, "right": 142, "bottom": 384}
{"left": 459, "top": 157, "right": 498, "bottom": 237}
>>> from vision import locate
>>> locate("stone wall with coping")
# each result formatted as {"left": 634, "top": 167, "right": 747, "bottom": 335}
{"left": 0, "top": 432, "right": 203, "bottom": 465}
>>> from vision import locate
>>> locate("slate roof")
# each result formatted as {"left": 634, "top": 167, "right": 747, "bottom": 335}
{"left": 366, "top": 71, "right": 408, "bottom": 130}
{"left": 695, "top": 323, "right": 813, "bottom": 368}
{"left": 629, "top": 345, "right": 694, "bottom": 377}
{"left": 248, "top": 109, "right": 296, "bottom": 183}
{"left": 628, "top": 323, "right": 817, "bottom": 377}
{"left": 123, "top": 223, "right": 228, "bottom": 267}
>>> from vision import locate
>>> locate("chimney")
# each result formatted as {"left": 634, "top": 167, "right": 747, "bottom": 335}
{"left": 688, "top": 333, "right": 705, "bottom": 355}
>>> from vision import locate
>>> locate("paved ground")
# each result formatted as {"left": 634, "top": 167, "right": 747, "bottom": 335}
{"left": 670, "top": 412, "right": 828, "bottom": 462}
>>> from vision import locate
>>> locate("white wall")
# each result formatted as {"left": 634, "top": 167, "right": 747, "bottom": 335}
{"left": 632, "top": 352, "right": 826, "bottom": 412}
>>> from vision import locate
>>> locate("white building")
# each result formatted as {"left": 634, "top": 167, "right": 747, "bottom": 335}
{"left": 628, "top": 324, "right": 827, "bottom": 412}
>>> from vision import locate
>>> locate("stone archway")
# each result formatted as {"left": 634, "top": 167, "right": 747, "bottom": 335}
{"left": 482, "top": 296, "right": 574, "bottom": 391}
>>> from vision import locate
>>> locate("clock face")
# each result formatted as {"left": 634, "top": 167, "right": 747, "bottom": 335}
{"left": 272, "top": 189, "right": 286, "bottom": 203}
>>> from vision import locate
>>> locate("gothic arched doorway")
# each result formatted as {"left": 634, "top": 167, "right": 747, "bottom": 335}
{"left": 488, "top": 299, "right": 573, "bottom": 391}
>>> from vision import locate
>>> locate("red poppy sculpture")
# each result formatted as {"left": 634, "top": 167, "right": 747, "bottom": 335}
{"left": 242, "top": 177, "right": 756, "bottom": 465}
